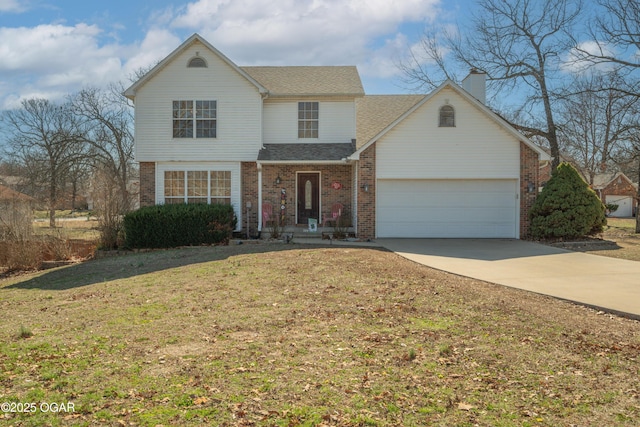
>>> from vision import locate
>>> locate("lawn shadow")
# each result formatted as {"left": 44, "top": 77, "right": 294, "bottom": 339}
{"left": 3, "top": 242, "right": 370, "bottom": 291}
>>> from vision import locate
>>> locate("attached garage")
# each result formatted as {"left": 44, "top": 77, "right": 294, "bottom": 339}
{"left": 352, "top": 79, "right": 549, "bottom": 240}
{"left": 377, "top": 179, "right": 518, "bottom": 238}
{"left": 605, "top": 195, "right": 634, "bottom": 217}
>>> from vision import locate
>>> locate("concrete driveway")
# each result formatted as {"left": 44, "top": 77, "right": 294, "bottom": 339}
{"left": 380, "top": 239, "right": 640, "bottom": 319}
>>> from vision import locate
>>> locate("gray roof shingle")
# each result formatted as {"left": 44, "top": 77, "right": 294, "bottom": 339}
{"left": 258, "top": 143, "right": 355, "bottom": 162}
{"left": 355, "top": 95, "right": 425, "bottom": 149}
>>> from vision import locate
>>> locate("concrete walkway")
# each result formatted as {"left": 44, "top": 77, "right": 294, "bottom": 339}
{"left": 380, "top": 239, "right": 640, "bottom": 319}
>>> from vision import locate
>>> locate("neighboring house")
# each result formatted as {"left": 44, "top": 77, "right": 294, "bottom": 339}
{"left": 124, "top": 34, "right": 549, "bottom": 239}
{"left": 592, "top": 172, "right": 638, "bottom": 217}
{"left": 0, "top": 184, "right": 36, "bottom": 204}
{"left": 0, "top": 184, "right": 37, "bottom": 236}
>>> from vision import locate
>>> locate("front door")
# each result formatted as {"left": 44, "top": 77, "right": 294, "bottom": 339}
{"left": 297, "top": 173, "right": 320, "bottom": 225}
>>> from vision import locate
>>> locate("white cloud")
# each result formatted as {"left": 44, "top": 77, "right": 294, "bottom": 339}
{"left": 0, "top": 0, "right": 446, "bottom": 107}
{"left": 360, "top": 33, "right": 410, "bottom": 79}
{"left": 562, "top": 40, "right": 618, "bottom": 74}
{"left": 0, "top": 24, "right": 127, "bottom": 108}
{"left": 0, "top": 0, "right": 27, "bottom": 13}
{"left": 122, "top": 29, "right": 181, "bottom": 78}
{"left": 169, "top": 0, "right": 441, "bottom": 76}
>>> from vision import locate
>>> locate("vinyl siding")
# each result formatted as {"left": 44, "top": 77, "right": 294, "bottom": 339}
{"left": 263, "top": 99, "right": 356, "bottom": 144}
{"left": 376, "top": 88, "right": 520, "bottom": 179}
{"left": 134, "top": 41, "right": 262, "bottom": 162}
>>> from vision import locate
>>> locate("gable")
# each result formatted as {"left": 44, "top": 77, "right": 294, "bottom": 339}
{"left": 375, "top": 87, "right": 522, "bottom": 179}
{"left": 131, "top": 39, "right": 265, "bottom": 162}
{"left": 599, "top": 172, "right": 638, "bottom": 195}
{"left": 352, "top": 81, "right": 549, "bottom": 162}
{"left": 124, "top": 34, "right": 266, "bottom": 100}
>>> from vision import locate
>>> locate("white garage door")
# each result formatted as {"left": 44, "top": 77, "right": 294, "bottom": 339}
{"left": 605, "top": 195, "right": 633, "bottom": 217}
{"left": 377, "top": 179, "right": 518, "bottom": 238}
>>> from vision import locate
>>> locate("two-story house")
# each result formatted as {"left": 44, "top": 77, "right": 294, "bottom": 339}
{"left": 125, "top": 33, "right": 548, "bottom": 239}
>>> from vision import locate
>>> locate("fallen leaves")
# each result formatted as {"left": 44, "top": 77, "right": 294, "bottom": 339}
{"left": 458, "top": 402, "right": 474, "bottom": 411}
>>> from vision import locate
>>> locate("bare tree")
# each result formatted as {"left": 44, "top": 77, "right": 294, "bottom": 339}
{"left": 401, "top": 0, "right": 583, "bottom": 169}
{"left": 2, "top": 99, "right": 87, "bottom": 227}
{"left": 558, "top": 72, "right": 639, "bottom": 184}
{"left": 70, "top": 86, "right": 135, "bottom": 213}
{"left": 572, "top": 0, "right": 640, "bottom": 231}
{"left": 572, "top": 0, "right": 640, "bottom": 71}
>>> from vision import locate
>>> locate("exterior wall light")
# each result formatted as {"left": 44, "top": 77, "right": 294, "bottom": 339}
{"left": 527, "top": 182, "right": 536, "bottom": 193}
{"left": 361, "top": 183, "right": 369, "bottom": 192}
{"left": 275, "top": 175, "right": 281, "bottom": 185}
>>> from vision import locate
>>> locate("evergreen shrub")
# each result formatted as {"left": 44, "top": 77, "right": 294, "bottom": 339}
{"left": 123, "top": 203, "right": 236, "bottom": 248}
{"left": 529, "top": 163, "right": 606, "bottom": 239}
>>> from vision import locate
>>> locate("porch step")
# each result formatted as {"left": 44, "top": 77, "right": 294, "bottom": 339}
{"left": 262, "top": 227, "right": 356, "bottom": 240}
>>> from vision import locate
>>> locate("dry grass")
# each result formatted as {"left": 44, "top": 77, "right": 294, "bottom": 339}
{"left": 1, "top": 243, "right": 639, "bottom": 426}
{"left": 32, "top": 218, "right": 100, "bottom": 242}
{"left": 549, "top": 217, "right": 640, "bottom": 261}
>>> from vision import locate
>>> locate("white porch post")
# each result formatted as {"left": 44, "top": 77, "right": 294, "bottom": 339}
{"left": 257, "top": 162, "right": 263, "bottom": 232}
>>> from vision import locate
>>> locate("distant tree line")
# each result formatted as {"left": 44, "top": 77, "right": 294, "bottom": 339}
{"left": 0, "top": 83, "right": 136, "bottom": 247}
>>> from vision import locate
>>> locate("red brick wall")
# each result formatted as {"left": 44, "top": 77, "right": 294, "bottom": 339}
{"left": 356, "top": 144, "right": 376, "bottom": 240}
{"left": 260, "top": 164, "right": 353, "bottom": 227}
{"left": 520, "top": 142, "right": 539, "bottom": 238}
{"left": 241, "top": 162, "right": 259, "bottom": 237}
{"left": 600, "top": 176, "right": 637, "bottom": 198}
{"left": 539, "top": 161, "right": 552, "bottom": 186}
{"left": 139, "top": 162, "right": 156, "bottom": 207}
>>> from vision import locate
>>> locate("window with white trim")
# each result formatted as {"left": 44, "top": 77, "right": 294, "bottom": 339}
{"left": 164, "top": 170, "right": 231, "bottom": 205}
{"left": 210, "top": 171, "right": 231, "bottom": 205}
{"left": 298, "top": 102, "right": 318, "bottom": 138}
{"left": 172, "top": 100, "right": 217, "bottom": 138}
{"left": 164, "top": 171, "right": 185, "bottom": 204}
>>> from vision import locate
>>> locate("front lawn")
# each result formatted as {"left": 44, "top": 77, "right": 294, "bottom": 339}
{"left": 1, "top": 244, "right": 639, "bottom": 426}
{"left": 553, "top": 217, "right": 640, "bottom": 261}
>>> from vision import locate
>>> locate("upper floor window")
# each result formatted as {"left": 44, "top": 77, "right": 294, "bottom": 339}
{"left": 439, "top": 105, "right": 455, "bottom": 127}
{"left": 188, "top": 57, "right": 207, "bottom": 68}
{"left": 298, "top": 102, "right": 318, "bottom": 138}
{"left": 172, "top": 100, "right": 217, "bottom": 138}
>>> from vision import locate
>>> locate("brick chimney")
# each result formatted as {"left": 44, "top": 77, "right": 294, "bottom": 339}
{"left": 461, "top": 69, "right": 486, "bottom": 104}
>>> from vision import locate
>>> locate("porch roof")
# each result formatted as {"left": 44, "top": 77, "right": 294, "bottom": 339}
{"left": 257, "top": 143, "right": 355, "bottom": 162}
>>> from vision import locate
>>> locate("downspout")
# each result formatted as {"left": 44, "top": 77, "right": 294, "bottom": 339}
{"left": 352, "top": 159, "right": 358, "bottom": 235}
{"left": 257, "top": 162, "right": 263, "bottom": 232}
{"left": 257, "top": 91, "right": 268, "bottom": 233}
{"left": 346, "top": 150, "right": 358, "bottom": 237}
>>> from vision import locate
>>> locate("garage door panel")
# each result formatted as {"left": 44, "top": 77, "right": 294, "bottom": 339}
{"left": 605, "top": 195, "right": 633, "bottom": 217}
{"left": 377, "top": 179, "right": 517, "bottom": 238}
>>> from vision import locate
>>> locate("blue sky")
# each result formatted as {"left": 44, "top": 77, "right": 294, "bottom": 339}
{"left": 0, "top": 0, "right": 476, "bottom": 108}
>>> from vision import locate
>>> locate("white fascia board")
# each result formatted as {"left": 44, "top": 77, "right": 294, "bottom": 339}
{"left": 124, "top": 33, "right": 269, "bottom": 100}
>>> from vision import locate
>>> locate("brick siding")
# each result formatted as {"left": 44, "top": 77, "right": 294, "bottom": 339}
{"left": 241, "top": 162, "right": 259, "bottom": 237}
{"left": 139, "top": 162, "right": 156, "bottom": 207}
{"left": 520, "top": 142, "right": 539, "bottom": 238}
{"left": 599, "top": 176, "right": 637, "bottom": 199}
{"left": 356, "top": 144, "right": 376, "bottom": 240}
{"left": 260, "top": 164, "right": 354, "bottom": 229}
{"left": 598, "top": 175, "right": 638, "bottom": 215}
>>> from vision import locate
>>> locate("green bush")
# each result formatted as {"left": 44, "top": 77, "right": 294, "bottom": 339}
{"left": 123, "top": 203, "right": 236, "bottom": 249}
{"left": 529, "top": 163, "right": 606, "bottom": 239}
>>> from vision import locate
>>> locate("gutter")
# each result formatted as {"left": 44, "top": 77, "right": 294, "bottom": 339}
{"left": 256, "top": 159, "right": 352, "bottom": 165}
